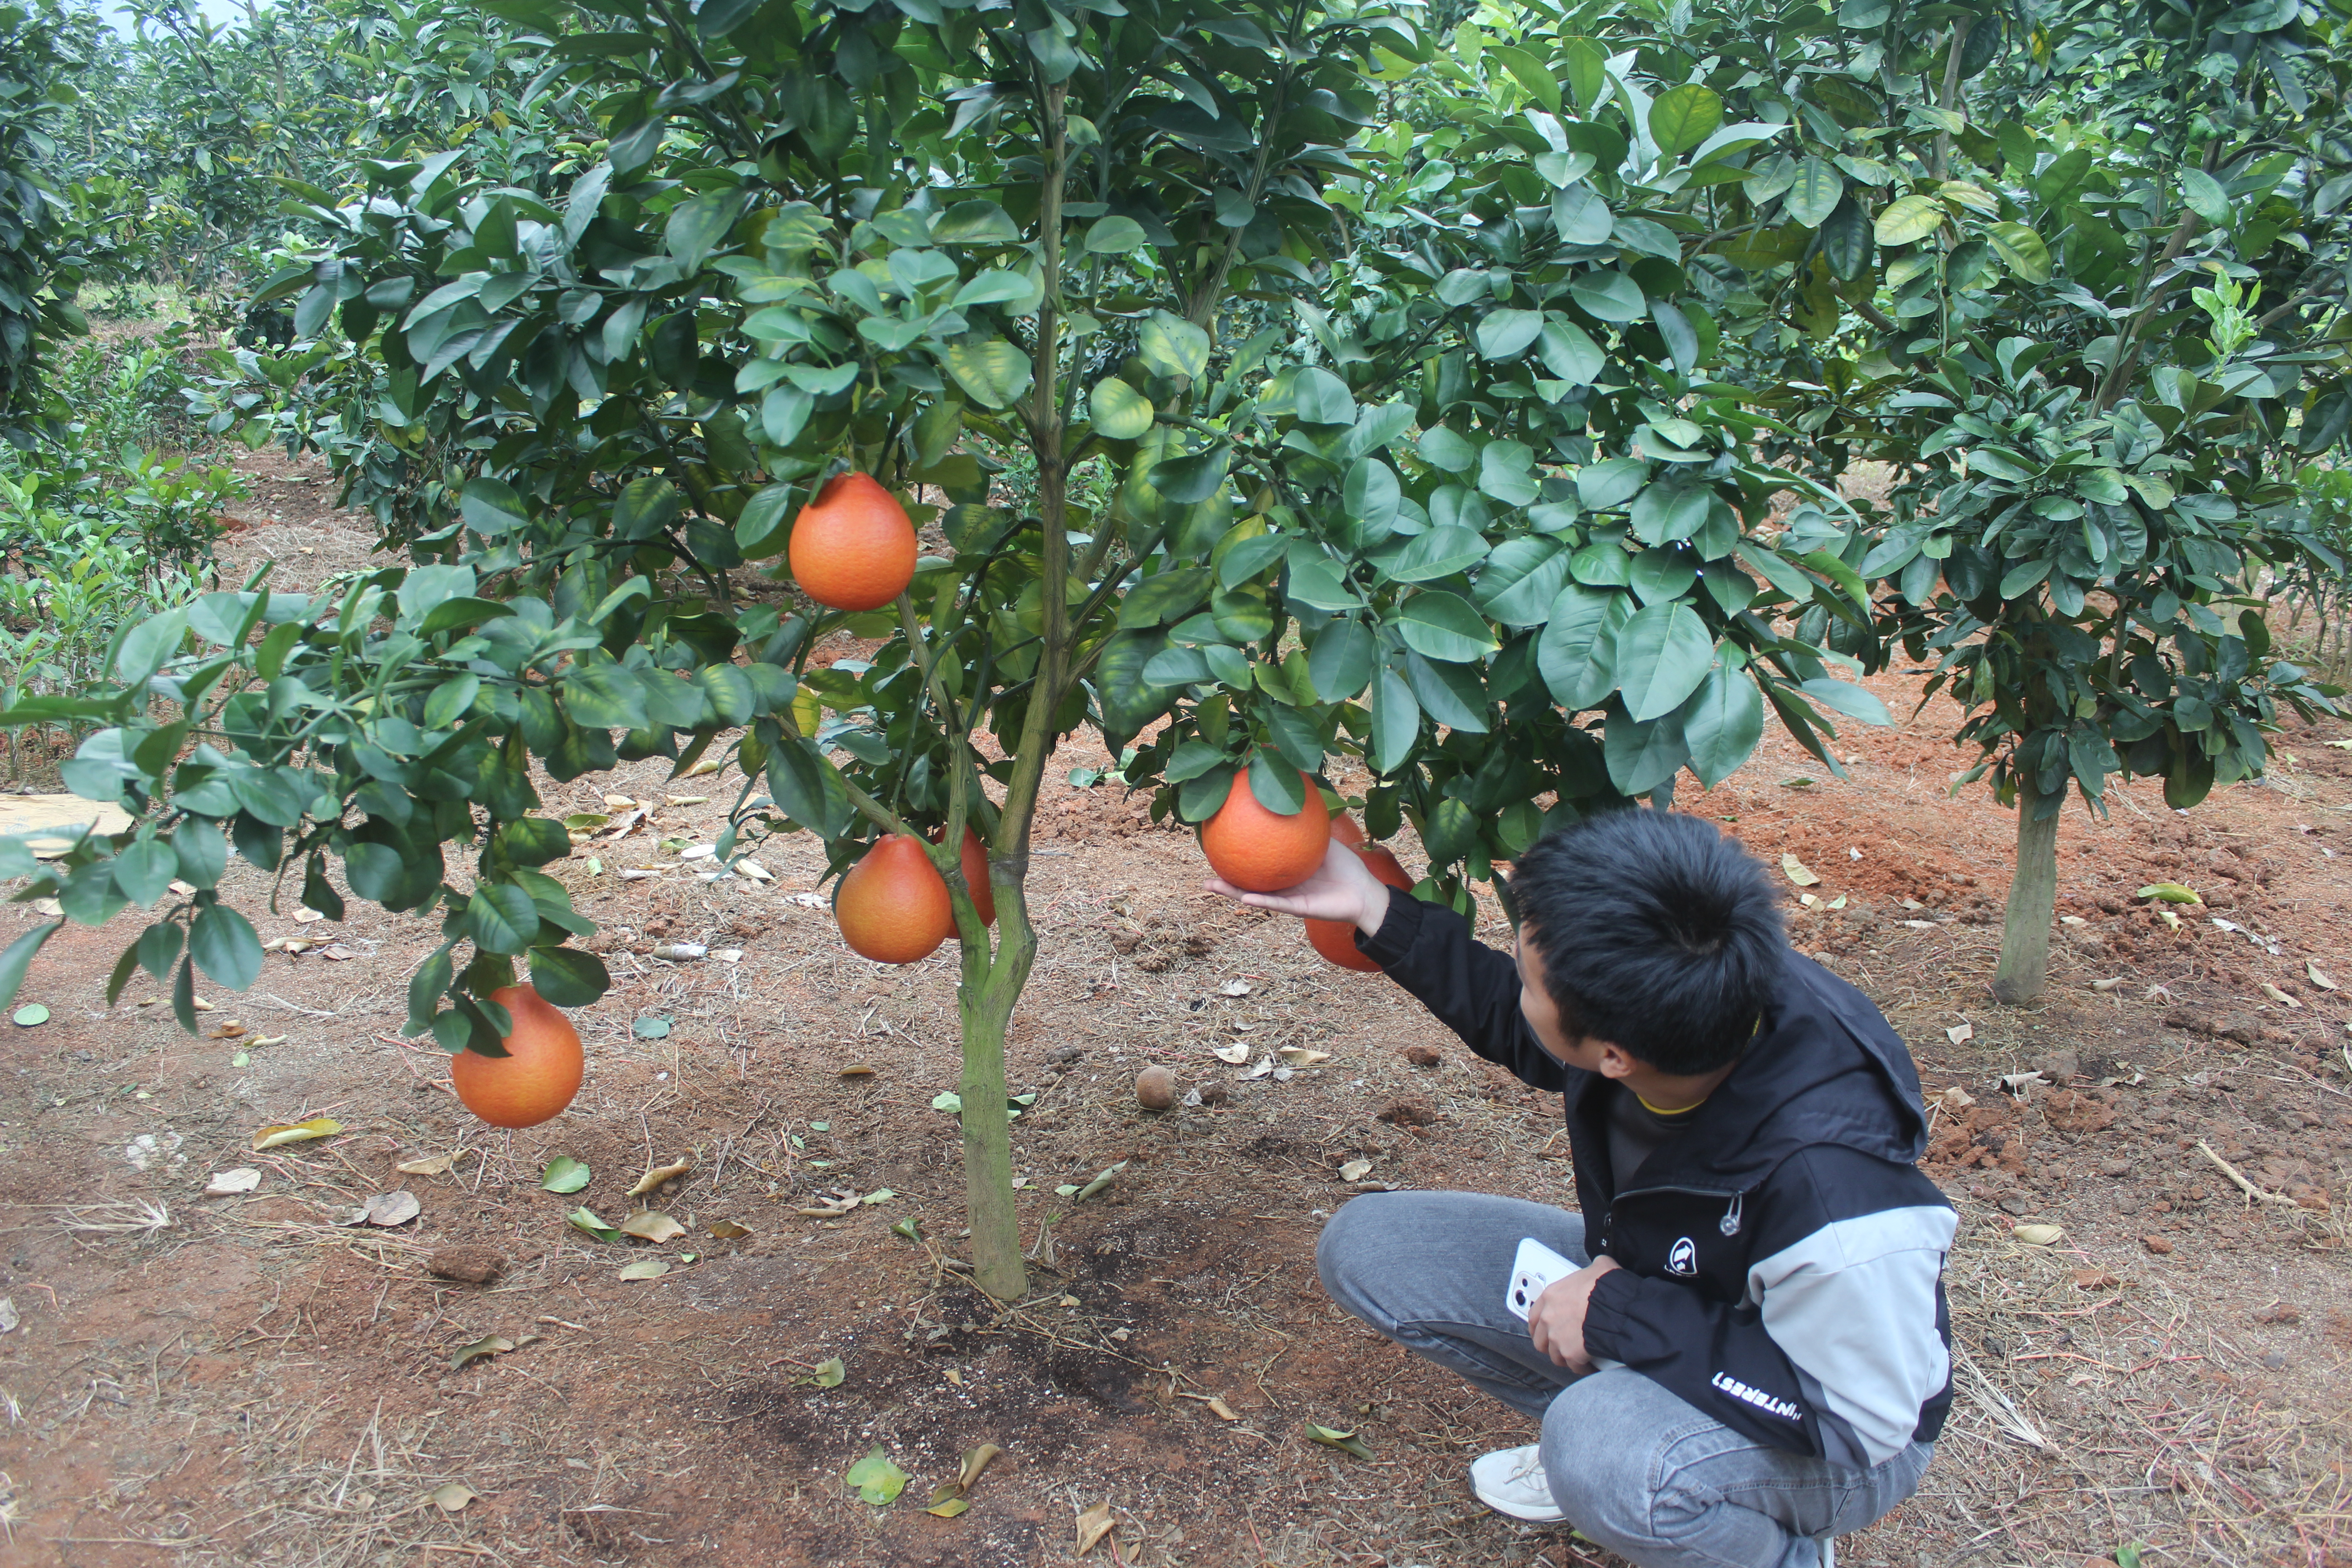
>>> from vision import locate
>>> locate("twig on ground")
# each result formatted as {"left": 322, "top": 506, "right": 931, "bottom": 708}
{"left": 2195, "top": 1139, "right": 2303, "bottom": 1207}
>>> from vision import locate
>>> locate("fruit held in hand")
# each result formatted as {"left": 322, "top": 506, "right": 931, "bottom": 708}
{"left": 932, "top": 823, "right": 994, "bottom": 926}
{"left": 1200, "top": 768, "right": 1330, "bottom": 892}
{"left": 1135, "top": 1064, "right": 1177, "bottom": 1110}
{"left": 1308, "top": 845, "right": 1415, "bottom": 972}
{"left": 835, "top": 834, "right": 955, "bottom": 963}
{"left": 450, "top": 985, "right": 584, "bottom": 1129}
{"left": 789, "top": 473, "right": 918, "bottom": 612}
{"left": 1328, "top": 810, "right": 1365, "bottom": 848}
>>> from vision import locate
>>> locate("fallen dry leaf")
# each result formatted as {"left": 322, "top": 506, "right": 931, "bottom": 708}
{"left": 617, "top": 1258, "right": 671, "bottom": 1281}
{"left": 1212, "top": 1041, "right": 1251, "bottom": 1064}
{"left": 618, "top": 1210, "right": 685, "bottom": 1243}
{"left": 1939, "top": 1085, "right": 1976, "bottom": 1110}
{"left": 2090, "top": 977, "right": 2124, "bottom": 992}
{"left": 208, "top": 1022, "right": 245, "bottom": 1039}
{"left": 293, "top": 907, "right": 326, "bottom": 924}
{"left": 1075, "top": 1500, "right": 1115, "bottom": 1556}
{"left": 1276, "top": 1046, "right": 1331, "bottom": 1067}
{"left": 430, "top": 1482, "right": 476, "bottom": 1514}
{"left": 627, "top": 1159, "right": 694, "bottom": 1197}
{"left": 2309, "top": 961, "right": 2340, "bottom": 991}
{"left": 2071, "top": 1268, "right": 2119, "bottom": 1290}
{"left": 203, "top": 1168, "right": 261, "bottom": 1196}
{"left": 1217, "top": 978, "right": 1252, "bottom": 996}
{"left": 1946, "top": 1022, "right": 1973, "bottom": 1044}
{"left": 1205, "top": 1396, "right": 1236, "bottom": 1421}
{"left": 448, "top": 1334, "right": 516, "bottom": 1370}
{"left": 396, "top": 1152, "right": 462, "bottom": 1177}
{"left": 837, "top": 1063, "right": 876, "bottom": 1078}
{"left": 1338, "top": 1159, "right": 1373, "bottom": 1182}
{"left": 252, "top": 1116, "right": 344, "bottom": 1152}
{"left": 363, "top": 1191, "right": 421, "bottom": 1227}
{"left": 2012, "top": 1223, "right": 2064, "bottom": 1246}
{"left": 1780, "top": 853, "right": 1819, "bottom": 887}
{"left": 2259, "top": 982, "right": 2303, "bottom": 1009}
{"left": 709, "top": 1220, "right": 750, "bottom": 1240}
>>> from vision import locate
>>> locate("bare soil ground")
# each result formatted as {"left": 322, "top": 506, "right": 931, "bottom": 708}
{"left": 0, "top": 455, "right": 2346, "bottom": 1568}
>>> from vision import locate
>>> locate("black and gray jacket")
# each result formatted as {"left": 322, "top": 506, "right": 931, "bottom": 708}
{"left": 1358, "top": 887, "right": 1955, "bottom": 1470}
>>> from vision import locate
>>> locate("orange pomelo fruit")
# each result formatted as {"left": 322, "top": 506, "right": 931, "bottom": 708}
{"left": 450, "top": 984, "right": 585, "bottom": 1129}
{"left": 931, "top": 823, "right": 995, "bottom": 926}
{"left": 1328, "top": 810, "right": 1365, "bottom": 848}
{"left": 789, "top": 473, "right": 918, "bottom": 612}
{"left": 1308, "top": 845, "right": 1414, "bottom": 972}
{"left": 835, "top": 833, "right": 955, "bottom": 963}
{"left": 1200, "top": 768, "right": 1330, "bottom": 892}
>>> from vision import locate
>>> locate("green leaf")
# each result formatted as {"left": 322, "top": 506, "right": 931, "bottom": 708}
{"left": 1085, "top": 215, "right": 1147, "bottom": 254}
{"left": 735, "top": 482, "right": 797, "bottom": 557}
{"left": 1088, "top": 377, "right": 1154, "bottom": 440}
{"left": 541, "top": 1156, "right": 592, "bottom": 1193}
{"left": 467, "top": 883, "right": 543, "bottom": 955}
{"left": 1682, "top": 663, "right": 1764, "bottom": 787}
{"left": 0, "top": 922, "right": 59, "bottom": 1013}
{"left": 1569, "top": 270, "right": 1647, "bottom": 323}
{"left": 2180, "top": 168, "right": 2230, "bottom": 227}
{"left": 1630, "top": 483, "right": 1710, "bottom": 546}
{"left": 1475, "top": 309, "right": 1544, "bottom": 362}
{"left": 1416, "top": 425, "right": 1477, "bottom": 473}
{"left": 1304, "top": 1424, "right": 1377, "bottom": 1462}
{"left": 933, "top": 200, "right": 1019, "bottom": 243}
{"left": 1818, "top": 197, "right": 1875, "bottom": 281}
{"left": 1798, "top": 677, "right": 1892, "bottom": 725}
{"left": 1648, "top": 84, "right": 1723, "bottom": 157}
{"left": 1538, "top": 583, "right": 1622, "bottom": 709}
{"left": 845, "top": 1445, "right": 909, "bottom": 1506}
{"left": 1138, "top": 311, "right": 1210, "bottom": 382}
{"left": 460, "top": 477, "right": 529, "bottom": 537}
{"left": 1539, "top": 319, "right": 1605, "bottom": 386}
{"left": 1388, "top": 526, "right": 1489, "bottom": 583}
{"left": 1604, "top": 708, "right": 1688, "bottom": 796}
{"left": 1394, "top": 592, "right": 1499, "bottom": 663}
{"left": 137, "top": 919, "right": 182, "bottom": 981}
{"left": 188, "top": 903, "right": 262, "bottom": 991}
{"left": 1784, "top": 156, "right": 1843, "bottom": 228}
{"left": 1309, "top": 619, "right": 1377, "bottom": 701}
{"left": 1874, "top": 193, "right": 1945, "bottom": 246}
{"left": 942, "top": 340, "right": 1033, "bottom": 410}
{"left": 666, "top": 188, "right": 745, "bottom": 271}
{"left": 110, "top": 840, "right": 177, "bottom": 906}
{"left": 423, "top": 673, "right": 481, "bottom": 730}
{"left": 1985, "top": 221, "right": 2052, "bottom": 283}
{"left": 1613, "top": 602, "right": 1715, "bottom": 722}
{"left": 1370, "top": 665, "right": 1421, "bottom": 774}
{"left": 1291, "top": 368, "right": 1356, "bottom": 426}
{"left": 529, "top": 945, "right": 611, "bottom": 1007}
{"left": 1247, "top": 751, "right": 1307, "bottom": 814}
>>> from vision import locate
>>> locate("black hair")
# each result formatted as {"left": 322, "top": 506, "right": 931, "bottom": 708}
{"left": 1510, "top": 807, "right": 1786, "bottom": 1076}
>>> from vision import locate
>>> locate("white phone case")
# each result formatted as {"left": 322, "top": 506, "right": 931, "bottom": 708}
{"left": 1506, "top": 1235, "right": 1578, "bottom": 1321}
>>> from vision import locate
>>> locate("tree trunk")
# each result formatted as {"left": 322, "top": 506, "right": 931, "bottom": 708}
{"left": 1990, "top": 772, "right": 2062, "bottom": 1004}
{"left": 956, "top": 965, "right": 1026, "bottom": 1300}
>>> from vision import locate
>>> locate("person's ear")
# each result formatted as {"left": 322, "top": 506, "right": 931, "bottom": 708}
{"left": 1593, "top": 1042, "right": 1637, "bottom": 1081}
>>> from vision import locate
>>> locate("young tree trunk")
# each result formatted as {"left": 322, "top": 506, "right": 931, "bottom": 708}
{"left": 1991, "top": 773, "right": 2062, "bottom": 1004}
{"left": 956, "top": 964, "right": 1026, "bottom": 1300}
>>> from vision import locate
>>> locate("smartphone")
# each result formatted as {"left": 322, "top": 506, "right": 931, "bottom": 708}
{"left": 1505, "top": 1235, "right": 1578, "bottom": 1322}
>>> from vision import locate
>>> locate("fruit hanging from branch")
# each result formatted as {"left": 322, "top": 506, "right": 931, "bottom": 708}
{"left": 934, "top": 824, "right": 995, "bottom": 927}
{"left": 448, "top": 985, "right": 584, "bottom": 1130}
{"left": 789, "top": 473, "right": 917, "bottom": 613}
{"left": 1200, "top": 768, "right": 1329, "bottom": 893}
{"left": 835, "top": 833, "right": 955, "bottom": 964}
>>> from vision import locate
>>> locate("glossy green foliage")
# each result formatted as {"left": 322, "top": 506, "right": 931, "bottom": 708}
{"left": 0, "top": 0, "right": 93, "bottom": 448}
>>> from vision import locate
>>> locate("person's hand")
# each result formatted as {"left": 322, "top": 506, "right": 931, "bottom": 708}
{"left": 1203, "top": 835, "right": 1391, "bottom": 937}
{"left": 1528, "top": 1255, "right": 1622, "bottom": 1372}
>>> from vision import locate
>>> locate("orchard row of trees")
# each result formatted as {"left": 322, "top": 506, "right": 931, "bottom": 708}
{"left": 1, "top": 0, "right": 2348, "bottom": 1294}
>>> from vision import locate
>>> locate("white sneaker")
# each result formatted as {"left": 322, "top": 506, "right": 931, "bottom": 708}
{"left": 1469, "top": 1443, "right": 1564, "bottom": 1522}
{"left": 1817, "top": 1537, "right": 1837, "bottom": 1568}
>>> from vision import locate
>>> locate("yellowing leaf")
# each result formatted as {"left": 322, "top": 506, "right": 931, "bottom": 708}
{"left": 1305, "top": 1422, "right": 1376, "bottom": 1460}
{"left": 927, "top": 1495, "right": 970, "bottom": 1518}
{"left": 252, "top": 1116, "right": 344, "bottom": 1151}
{"left": 845, "top": 1445, "right": 909, "bottom": 1506}
{"left": 2136, "top": 882, "right": 2202, "bottom": 905}
{"left": 449, "top": 1334, "right": 515, "bottom": 1370}
{"left": 2011, "top": 1223, "right": 2064, "bottom": 1246}
{"left": 709, "top": 1219, "right": 750, "bottom": 1240}
{"left": 1780, "top": 853, "right": 1819, "bottom": 887}
{"left": 808, "top": 1356, "right": 846, "bottom": 1388}
{"left": 619, "top": 1210, "right": 686, "bottom": 1242}
{"left": 617, "top": 1258, "right": 671, "bottom": 1281}
{"left": 1276, "top": 1046, "right": 1331, "bottom": 1067}
{"left": 627, "top": 1159, "right": 693, "bottom": 1197}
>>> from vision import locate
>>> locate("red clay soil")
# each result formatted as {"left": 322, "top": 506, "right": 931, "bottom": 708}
{"left": 0, "top": 459, "right": 2344, "bottom": 1568}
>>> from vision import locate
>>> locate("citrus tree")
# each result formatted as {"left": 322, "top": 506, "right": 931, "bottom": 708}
{"left": 1616, "top": 0, "right": 2352, "bottom": 1002}
{"left": 0, "top": 0, "right": 95, "bottom": 446}
{"left": 0, "top": 0, "right": 1908, "bottom": 1301}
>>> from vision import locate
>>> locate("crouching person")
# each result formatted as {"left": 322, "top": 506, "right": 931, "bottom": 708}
{"left": 1208, "top": 808, "right": 1952, "bottom": 1568}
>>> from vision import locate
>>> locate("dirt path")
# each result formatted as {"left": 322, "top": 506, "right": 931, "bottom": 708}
{"left": 0, "top": 456, "right": 2344, "bottom": 1568}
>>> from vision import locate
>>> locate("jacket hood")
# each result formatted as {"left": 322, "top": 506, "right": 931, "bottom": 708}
{"left": 1648, "top": 953, "right": 1929, "bottom": 1186}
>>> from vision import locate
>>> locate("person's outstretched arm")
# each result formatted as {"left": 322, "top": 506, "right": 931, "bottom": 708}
{"left": 1207, "top": 838, "right": 1567, "bottom": 1092}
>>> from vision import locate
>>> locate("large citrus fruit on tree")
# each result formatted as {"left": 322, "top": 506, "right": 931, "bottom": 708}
{"left": 1328, "top": 810, "right": 1365, "bottom": 848}
{"left": 789, "top": 473, "right": 917, "bottom": 612}
{"left": 1308, "top": 844, "right": 1415, "bottom": 972}
{"left": 835, "top": 834, "right": 955, "bottom": 963}
{"left": 449, "top": 984, "right": 585, "bottom": 1128}
{"left": 931, "top": 824, "right": 995, "bottom": 926}
{"left": 1200, "top": 768, "right": 1330, "bottom": 892}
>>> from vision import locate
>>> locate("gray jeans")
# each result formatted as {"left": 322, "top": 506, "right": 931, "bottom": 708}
{"left": 1317, "top": 1190, "right": 1934, "bottom": 1568}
